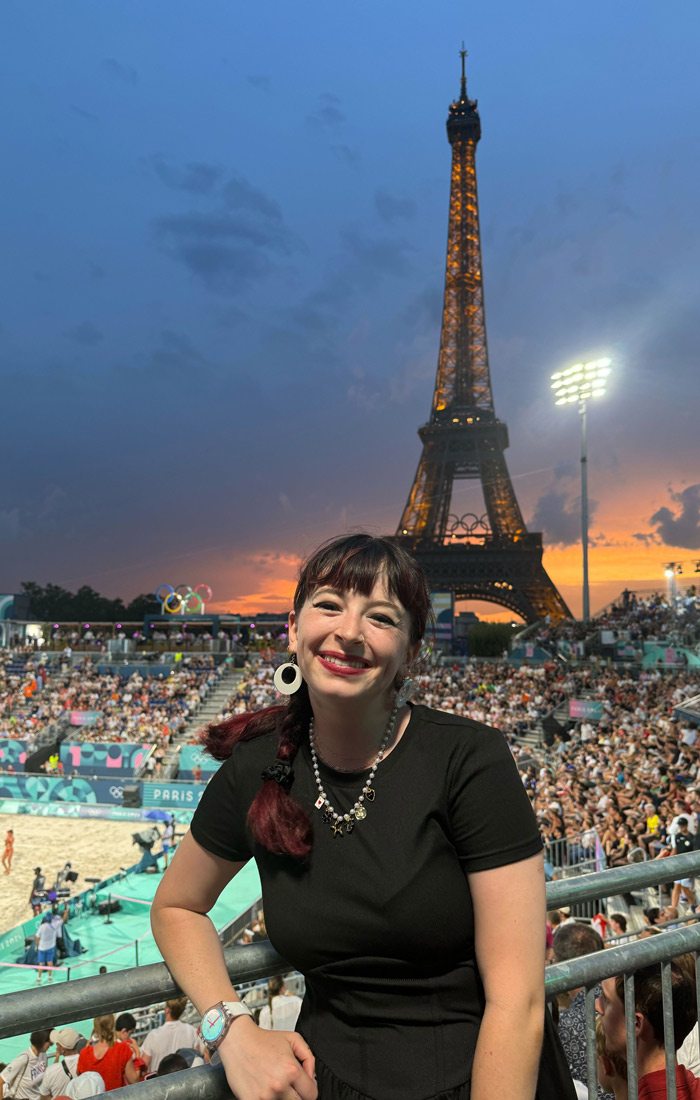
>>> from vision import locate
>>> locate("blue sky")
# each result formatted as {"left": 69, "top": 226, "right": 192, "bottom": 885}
{"left": 2, "top": 1, "right": 699, "bottom": 615}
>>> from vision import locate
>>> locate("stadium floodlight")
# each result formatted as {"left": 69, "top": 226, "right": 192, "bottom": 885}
{"left": 550, "top": 358, "right": 612, "bottom": 623}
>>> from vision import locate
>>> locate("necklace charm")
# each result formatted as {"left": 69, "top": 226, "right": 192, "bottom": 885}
{"left": 308, "top": 700, "right": 399, "bottom": 836}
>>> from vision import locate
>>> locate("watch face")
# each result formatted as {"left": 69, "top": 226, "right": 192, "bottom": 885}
{"left": 200, "top": 1007, "right": 226, "bottom": 1045}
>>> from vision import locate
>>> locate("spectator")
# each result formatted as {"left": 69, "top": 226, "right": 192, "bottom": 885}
{"left": 669, "top": 817, "right": 698, "bottom": 910}
{"left": 0, "top": 1029, "right": 52, "bottom": 1099}
{"left": 140, "top": 997, "right": 200, "bottom": 1073}
{"left": 258, "top": 976, "right": 303, "bottom": 1032}
{"left": 155, "top": 1053, "right": 188, "bottom": 1077}
{"left": 597, "top": 957, "right": 700, "bottom": 1098}
{"left": 552, "top": 922, "right": 612, "bottom": 1100}
{"left": 38, "top": 1029, "right": 85, "bottom": 1100}
{"left": 35, "top": 914, "right": 58, "bottom": 984}
{"left": 76, "top": 1015, "right": 139, "bottom": 1091}
{"left": 607, "top": 914, "right": 631, "bottom": 946}
{"left": 59, "top": 1072, "right": 106, "bottom": 1099}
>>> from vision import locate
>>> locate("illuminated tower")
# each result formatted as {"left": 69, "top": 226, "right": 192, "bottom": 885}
{"left": 395, "top": 52, "right": 571, "bottom": 623}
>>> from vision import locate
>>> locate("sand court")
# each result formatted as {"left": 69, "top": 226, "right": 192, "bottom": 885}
{"left": 0, "top": 812, "right": 158, "bottom": 933}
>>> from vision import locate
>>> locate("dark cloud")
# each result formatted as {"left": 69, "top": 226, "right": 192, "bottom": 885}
{"left": 307, "top": 93, "right": 346, "bottom": 130}
{"left": 222, "top": 176, "right": 282, "bottom": 221}
{"left": 65, "top": 322, "right": 104, "bottom": 346}
{"left": 246, "top": 74, "right": 270, "bottom": 91}
{"left": 375, "top": 189, "right": 416, "bottom": 224}
{"left": 399, "top": 285, "right": 441, "bottom": 334}
{"left": 529, "top": 489, "right": 597, "bottom": 546}
{"left": 649, "top": 484, "right": 700, "bottom": 549}
{"left": 341, "top": 230, "right": 413, "bottom": 278}
{"left": 147, "top": 330, "right": 209, "bottom": 378}
{"left": 153, "top": 210, "right": 293, "bottom": 293}
{"left": 70, "top": 104, "right": 99, "bottom": 123}
{"left": 101, "top": 58, "right": 139, "bottom": 86}
{"left": 150, "top": 156, "right": 224, "bottom": 196}
{"left": 633, "top": 532, "right": 659, "bottom": 545}
{"left": 331, "top": 144, "right": 361, "bottom": 167}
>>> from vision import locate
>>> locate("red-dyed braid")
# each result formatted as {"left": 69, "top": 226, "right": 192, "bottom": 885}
{"left": 201, "top": 687, "right": 313, "bottom": 859}
{"left": 247, "top": 686, "right": 313, "bottom": 858}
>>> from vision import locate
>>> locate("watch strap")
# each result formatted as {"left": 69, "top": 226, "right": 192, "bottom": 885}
{"left": 198, "top": 1000, "right": 253, "bottom": 1051}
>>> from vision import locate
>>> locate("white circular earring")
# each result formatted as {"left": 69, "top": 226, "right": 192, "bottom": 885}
{"left": 273, "top": 653, "right": 303, "bottom": 695}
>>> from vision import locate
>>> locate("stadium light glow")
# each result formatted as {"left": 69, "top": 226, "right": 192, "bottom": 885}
{"left": 550, "top": 357, "right": 611, "bottom": 406}
{"left": 550, "top": 357, "right": 613, "bottom": 623}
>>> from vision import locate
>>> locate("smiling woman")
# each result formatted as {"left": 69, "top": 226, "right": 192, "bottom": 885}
{"left": 150, "top": 534, "right": 576, "bottom": 1100}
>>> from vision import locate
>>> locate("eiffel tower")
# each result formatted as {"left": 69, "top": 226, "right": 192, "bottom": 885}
{"left": 394, "top": 53, "right": 571, "bottom": 623}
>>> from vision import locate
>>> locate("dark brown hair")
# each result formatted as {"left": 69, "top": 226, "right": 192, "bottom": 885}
{"left": 614, "top": 956, "right": 696, "bottom": 1049}
{"left": 202, "top": 534, "right": 431, "bottom": 858}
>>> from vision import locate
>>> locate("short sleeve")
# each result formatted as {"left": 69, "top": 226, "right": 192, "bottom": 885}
{"left": 447, "top": 722, "right": 542, "bottom": 872}
{"left": 189, "top": 749, "right": 254, "bottom": 863}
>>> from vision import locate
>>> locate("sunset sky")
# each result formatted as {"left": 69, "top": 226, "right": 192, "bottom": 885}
{"left": 2, "top": 1, "right": 699, "bottom": 621}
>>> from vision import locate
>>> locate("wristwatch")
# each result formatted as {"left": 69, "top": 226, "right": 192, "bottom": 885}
{"left": 198, "top": 1000, "right": 253, "bottom": 1051}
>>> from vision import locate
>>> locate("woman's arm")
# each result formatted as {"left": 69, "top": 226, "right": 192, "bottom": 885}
{"left": 151, "top": 830, "right": 317, "bottom": 1100}
{"left": 123, "top": 1056, "right": 141, "bottom": 1085}
{"left": 467, "top": 851, "right": 546, "bottom": 1100}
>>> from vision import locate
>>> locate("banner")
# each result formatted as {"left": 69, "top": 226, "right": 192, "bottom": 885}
{"left": 69, "top": 710, "right": 102, "bottom": 726}
{"left": 0, "top": 774, "right": 138, "bottom": 805}
{"left": 568, "top": 699, "right": 605, "bottom": 721}
{"left": 142, "top": 782, "right": 206, "bottom": 807}
{"left": 60, "top": 742, "right": 152, "bottom": 775}
{"left": 430, "top": 592, "right": 454, "bottom": 645}
{"left": 0, "top": 740, "right": 28, "bottom": 767}
{"left": 178, "top": 744, "right": 220, "bottom": 775}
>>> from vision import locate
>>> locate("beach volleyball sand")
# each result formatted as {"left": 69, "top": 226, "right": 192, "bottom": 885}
{"left": 0, "top": 812, "right": 150, "bottom": 932}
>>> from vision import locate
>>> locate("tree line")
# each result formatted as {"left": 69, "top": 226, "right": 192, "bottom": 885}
{"left": 21, "top": 581, "right": 159, "bottom": 623}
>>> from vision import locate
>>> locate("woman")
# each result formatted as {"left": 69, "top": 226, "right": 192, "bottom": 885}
{"left": 76, "top": 1015, "right": 139, "bottom": 1091}
{"left": 152, "top": 534, "right": 568, "bottom": 1100}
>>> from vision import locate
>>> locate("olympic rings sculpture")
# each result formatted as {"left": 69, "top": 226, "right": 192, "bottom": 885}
{"left": 154, "top": 582, "right": 214, "bottom": 615}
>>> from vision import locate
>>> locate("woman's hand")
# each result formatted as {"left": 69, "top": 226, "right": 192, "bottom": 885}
{"left": 218, "top": 1017, "right": 318, "bottom": 1100}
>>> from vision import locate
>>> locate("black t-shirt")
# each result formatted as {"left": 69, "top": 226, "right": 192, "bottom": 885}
{"left": 674, "top": 831, "right": 696, "bottom": 856}
{"left": 191, "top": 705, "right": 542, "bottom": 1099}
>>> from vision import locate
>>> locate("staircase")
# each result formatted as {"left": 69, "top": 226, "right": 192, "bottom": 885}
{"left": 162, "top": 662, "right": 243, "bottom": 774}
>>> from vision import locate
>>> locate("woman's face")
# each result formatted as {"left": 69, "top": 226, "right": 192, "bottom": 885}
{"left": 288, "top": 573, "right": 417, "bottom": 709}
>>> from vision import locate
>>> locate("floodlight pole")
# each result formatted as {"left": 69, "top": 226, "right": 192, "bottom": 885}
{"left": 579, "top": 397, "right": 590, "bottom": 623}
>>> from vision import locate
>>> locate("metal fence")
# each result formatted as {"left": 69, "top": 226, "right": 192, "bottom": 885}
{"left": 2, "top": 852, "right": 700, "bottom": 1099}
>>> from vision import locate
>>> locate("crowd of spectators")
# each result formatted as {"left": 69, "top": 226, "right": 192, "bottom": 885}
{"left": 0, "top": 657, "right": 223, "bottom": 751}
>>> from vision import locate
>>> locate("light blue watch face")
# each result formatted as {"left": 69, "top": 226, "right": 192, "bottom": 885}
{"left": 201, "top": 1007, "right": 226, "bottom": 1044}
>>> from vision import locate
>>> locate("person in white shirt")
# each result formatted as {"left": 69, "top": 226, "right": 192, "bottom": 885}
{"left": 38, "top": 1028, "right": 85, "bottom": 1100}
{"left": 140, "top": 997, "right": 200, "bottom": 1072}
{"left": 35, "top": 914, "right": 58, "bottom": 984}
{"left": 258, "top": 976, "right": 303, "bottom": 1032}
{"left": 0, "top": 1030, "right": 52, "bottom": 1100}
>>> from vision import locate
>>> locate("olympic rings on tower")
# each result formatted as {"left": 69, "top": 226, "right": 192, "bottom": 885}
{"left": 154, "top": 582, "right": 213, "bottom": 615}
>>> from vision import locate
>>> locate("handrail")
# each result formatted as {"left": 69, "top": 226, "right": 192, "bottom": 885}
{"left": 2, "top": 852, "right": 699, "bottom": 1039}
{"left": 546, "top": 849, "right": 700, "bottom": 907}
{"left": 0, "top": 942, "right": 285, "bottom": 1040}
{"left": 3, "top": 853, "right": 700, "bottom": 1098}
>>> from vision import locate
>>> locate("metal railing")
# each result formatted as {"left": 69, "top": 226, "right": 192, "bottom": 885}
{"left": 2, "top": 852, "right": 699, "bottom": 1099}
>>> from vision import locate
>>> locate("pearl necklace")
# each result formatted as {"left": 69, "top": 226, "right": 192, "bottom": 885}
{"left": 308, "top": 702, "right": 399, "bottom": 836}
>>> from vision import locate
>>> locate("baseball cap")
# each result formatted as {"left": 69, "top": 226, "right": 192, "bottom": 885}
{"left": 64, "top": 1072, "right": 106, "bottom": 1098}
{"left": 49, "top": 1027, "right": 81, "bottom": 1050}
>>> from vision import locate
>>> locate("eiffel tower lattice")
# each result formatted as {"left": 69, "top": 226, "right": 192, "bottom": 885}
{"left": 394, "top": 53, "right": 572, "bottom": 624}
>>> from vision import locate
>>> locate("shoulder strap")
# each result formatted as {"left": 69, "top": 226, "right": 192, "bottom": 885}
{"left": 61, "top": 1058, "right": 74, "bottom": 1080}
{"left": 6, "top": 1052, "right": 31, "bottom": 1096}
